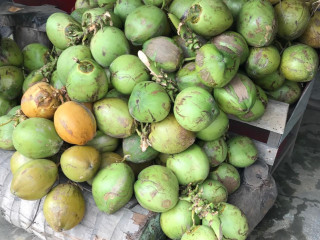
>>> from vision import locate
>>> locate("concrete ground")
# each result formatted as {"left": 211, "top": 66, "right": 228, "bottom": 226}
{"left": 1, "top": 81, "right": 320, "bottom": 239}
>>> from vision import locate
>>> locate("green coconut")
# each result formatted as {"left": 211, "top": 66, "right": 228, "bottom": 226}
{"left": 57, "top": 45, "right": 92, "bottom": 85}
{"left": 237, "top": 0, "right": 277, "bottom": 47}
{"left": 275, "top": 0, "right": 310, "bottom": 41}
{"left": 195, "top": 43, "right": 240, "bottom": 88}
{"left": 280, "top": 44, "right": 319, "bottom": 82}
{"left": 214, "top": 73, "right": 257, "bottom": 116}
{"left": 93, "top": 98, "right": 136, "bottom": 138}
{"left": 0, "top": 115, "right": 16, "bottom": 150}
{"left": 0, "top": 97, "right": 12, "bottom": 117}
{"left": 22, "top": 43, "right": 50, "bottom": 72}
{"left": 174, "top": 86, "right": 219, "bottom": 132}
{"left": 199, "top": 137, "right": 228, "bottom": 167}
{"left": 181, "top": 225, "right": 217, "bottom": 240}
{"left": 254, "top": 69, "right": 285, "bottom": 91}
{"left": 222, "top": 0, "right": 248, "bottom": 19}
{"left": 196, "top": 110, "right": 229, "bottom": 141}
{"left": 123, "top": 133, "right": 159, "bottom": 163}
{"left": 142, "top": 36, "right": 183, "bottom": 73}
{"left": 10, "top": 159, "right": 58, "bottom": 200}
{"left": 166, "top": 144, "right": 210, "bottom": 185}
{"left": 110, "top": 54, "right": 150, "bottom": 95}
{"left": 125, "top": 5, "right": 169, "bottom": 46}
{"left": 160, "top": 200, "right": 201, "bottom": 239}
{"left": 86, "top": 130, "right": 119, "bottom": 152}
{"left": 227, "top": 135, "right": 258, "bottom": 168}
{"left": 128, "top": 81, "right": 171, "bottom": 123}
{"left": 66, "top": 58, "right": 108, "bottom": 102}
{"left": 209, "top": 162, "right": 241, "bottom": 194}
{"left": 299, "top": 11, "right": 320, "bottom": 48}
{"left": 0, "top": 66, "right": 24, "bottom": 100}
{"left": 211, "top": 31, "right": 249, "bottom": 65}
{"left": 10, "top": 151, "right": 35, "bottom": 174}
{"left": 75, "top": 0, "right": 98, "bottom": 9}
{"left": 12, "top": 118, "right": 63, "bottom": 159}
{"left": 267, "top": 80, "right": 302, "bottom": 104}
{"left": 0, "top": 38, "right": 23, "bottom": 67}
{"left": 168, "top": 0, "right": 194, "bottom": 19}
{"left": 198, "top": 179, "right": 228, "bottom": 204}
{"left": 22, "top": 69, "right": 45, "bottom": 93}
{"left": 43, "top": 183, "right": 86, "bottom": 232}
{"left": 46, "top": 12, "right": 83, "bottom": 50}
{"left": 114, "top": 0, "right": 143, "bottom": 22}
{"left": 245, "top": 45, "right": 281, "bottom": 79}
{"left": 134, "top": 165, "right": 179, "bottom": 212}
{"left": 176, "top": 62, "right": 212, "bottom": 92}
{"left": 92, "top": 163, "right": 135, "bottom": 214}
{"left": 186, "top": 0, "right": 233, "bottom": 38}
{"left": 50, "top": 70, "right": 65, "bottom": 90}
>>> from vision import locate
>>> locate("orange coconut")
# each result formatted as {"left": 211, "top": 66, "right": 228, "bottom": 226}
{"left": 21, "top": 82, "right": 60, "bottom": 119}
{"left": 54, "top": 101, "right": 96, "bottom": 145}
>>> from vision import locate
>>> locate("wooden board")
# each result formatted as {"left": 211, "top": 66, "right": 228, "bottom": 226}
{"left": 0, "top": 150, "right": 165, "bottom": 240}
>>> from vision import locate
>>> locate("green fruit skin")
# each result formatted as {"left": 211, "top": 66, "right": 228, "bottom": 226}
{"left": 298, "top": 11, "right": 320, "bottom": 48}
{"left": 196, "top": 44, "right": 240, "bottom": 88}
{"left": 50, "top": 70, "right": 65, "bottom": 90}
{"left": 57, "top": 45, "right": 92, "bottom": 85}
{"left": 199, "top": 179, "right": 228, "bottom": 204}
{"left": 61, "top": 146, "right": 101, "bottom": 182}
{"left": 187, "top": 0, "right": 233, "bottom": 38}
{"left": 168, "top": 0, "right": 194, "bottom": 19}
{"left": 0, "top": 66, "right": 24, "bottom": 100}
{"left": 94, "top": 98, "right": 136, "bottom": 138}
{"left": 12, "top": 118, "right": 63, "bottom": 159}
{"left": 174, "top": 86, "right": 219, "bottom": 132}
{"left": 92, "top": 163, "right": 135, "bottom": 214}
{"left": 181, "top": 225, "right": 218, "bottom": 240}
{"left": 98, "top": 0, "right": 116, "bottom": 8}
{"left": 166, "top": 144, "right": 210, "bottom": 185}
{"left": 125, "top": 5, "right": 169, "bottom": 46}
{"left": 0, "top": 115, "right": 15, "bottom": 150}
{"left": 105, "top": 89, "right": 129, "bottom": 102}
{"left": 0, "top": 38, "right": 23, "bottom": 67}
{"left": 10, "top": 151, "right": 35, "bottom": 174}
{"left": 160, "top": 200, "right": 201, "bottom": 239}
{"left": 200, "top": 137, "right": 228, "bottom": 167}
{"left": 22, "top": 43, "right": 50, "bottom": 72}
{"left": 176, "top": 62, "right": 212, "bottom": 92}
{"left": 222, "top": 0, "right": 248, "bottom": 19}
{"left": 254, "top": 69, "right": 285, "bottom": 91}
{"left": 75, "top": 0, "right": 98, "bottom": 9}
{"left": 237, "top": 0, "right": 277, "bottom": 47}
{"left": 0, "top": 97, "right": 12, "bottom": 117}
{"left": 114, "top": 0, "right": 143, "bottom": 22}
{"left": 143, "top": 0, "right": 172, "bottom": 7}
{"left": 66, "top": 58, "right": 108, "bottom": 102}
{"left": 86, "top": 130, "right": 119, "bottom": 152}
{"left": 22, "top": 69, "right": 44, "bottom": 93}
{"left": 91, "top": 27, "right": 130, "bottom": 68}
{"left": 245, "top": 46, "right": 281, "bottom": 79}
{"left": 275, "top": 0, "right": 310, "bottom": 41}
{"left": 214, "top": 73, "right": 257, "bottom": 116}
{"left": 6, "top": 105, "right": 21, "bottom": 116}
{"left": 196, "top": 110, "right": 229, "bottom": 141}
{"left": 82, "top": 7, "right": 123, "bottom": 30}
{"left": 142, "top": 36, "right": 183, "bottom": 73}
{"left": 217, "top": 202, "right": 249, "bottom": 240}
{"left": 10, "top": 159, "right": 58, "bottom": 200}
{"left": 129, "top": 81, "right": 171, "bottom": 123}
{"left": 110, "top": 54, "right": 150, "bottom": 95}
{"left": 134, "top": 165, "right": 179, "bottom": 212}
{"left": 209, "top": 163, "right": 240, "bottom": 194}
{"left": 280, "top": 44, "right": 319, "bottom": 82}
{"left": 70, "top": 8, "right": 89, "bottom": 23}
{"left": 43, "top": 184, "right": 86, "bottom": 232}
{"left": 211, "top": 31, "right": 249, "bottom": 65}
{"left": 237, "top": 85, "right": 268, "bottom": 122}
{"left": 46, "top": 12, "right": 82, "bottom": 50}
{"left": 123, "top": 133, "right": 159, "bottom": 163}
{"left": 267, "top": 80, "right": 301, "bottom": 104}
{"left": 149, "top": 114, "right": 196, "bottom": 154}
{"left": 227, "top": 136, "right": 258, "bottom": 168}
